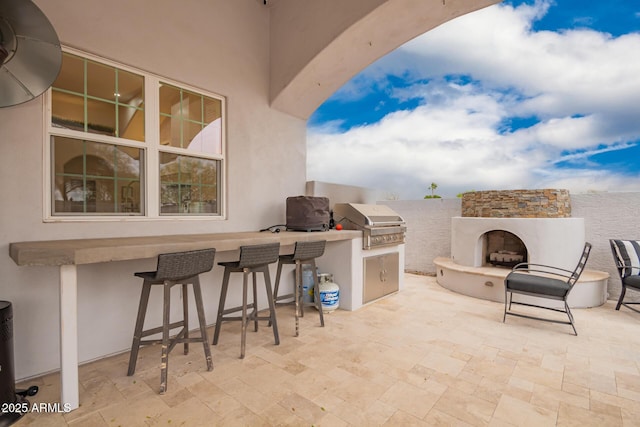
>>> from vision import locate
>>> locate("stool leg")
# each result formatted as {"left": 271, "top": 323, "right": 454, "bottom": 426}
{"left": 273, "top": 260, "right": 284, "bottom": 302}
{"left": 160, "top": 282, "right": 171, "bottom": 394}
{"left": 269, "top": 261, "right": 284, "bottom": 328}
{"left": 294, "top": 261, "right": 301, "bottom": 337}
{"left": 240, "top": 270, "right": 249, "bottom": 359}
{"left": 192, "top": 277, "right": 213, "bottom": 371}
{"left": 213, "top": 268, "right": 231, "bottom": 345}
{"left": 252, "top": 271, "right": 259, "bottom": 332}
{"left": 311, "top": 259, "right": 325, "bottom": 327}
{"left": 262, "top": 265, "right": 280, "bottom": 345}
{"left": 128, "top": 280, "right": 152, "bottom": 376}
{"left": 182, "top": 283, "right": 189, "bottom": 355}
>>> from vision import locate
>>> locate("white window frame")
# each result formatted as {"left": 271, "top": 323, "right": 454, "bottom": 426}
{"left": 44, "top": 47, "right": 226, "bottom": 222}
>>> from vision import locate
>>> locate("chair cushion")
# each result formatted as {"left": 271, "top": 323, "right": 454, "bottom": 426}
{"left": 623, "top": 274, "right": 640, "bottom": 290}
{"left": 505, "top": 272, "right": 571, "bottom": 297}
{"left": 611, "top": 240, "right": 640, "bottom": 277}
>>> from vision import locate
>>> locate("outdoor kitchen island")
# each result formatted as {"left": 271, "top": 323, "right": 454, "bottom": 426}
{"left": 9, "top": 228, "right": 404, "bottom": 411}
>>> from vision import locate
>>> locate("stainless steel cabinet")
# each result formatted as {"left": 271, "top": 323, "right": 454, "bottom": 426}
{"left": 363, "top": 252, "right": 399, "bottom": 304}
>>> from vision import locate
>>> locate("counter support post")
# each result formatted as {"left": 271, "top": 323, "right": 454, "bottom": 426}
{"left": 60, "top": 264, "right": 79, "bottom": 410}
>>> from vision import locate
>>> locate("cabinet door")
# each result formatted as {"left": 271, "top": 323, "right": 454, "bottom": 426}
{"left": 363, "top": 252, "right": 399, "bottom": 304}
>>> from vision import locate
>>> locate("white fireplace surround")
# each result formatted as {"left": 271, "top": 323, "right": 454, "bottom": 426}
{"left": 435, "top": 216, "right": 608, "bottom": 308}
{"left": 451, "top": 217, "right": 585, "bottom": 270}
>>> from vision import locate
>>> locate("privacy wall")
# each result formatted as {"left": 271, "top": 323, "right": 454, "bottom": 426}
{"left": 382, "top": 192, "right": 640, "bottom": 300}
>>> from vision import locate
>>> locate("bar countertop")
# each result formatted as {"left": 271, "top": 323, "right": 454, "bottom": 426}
{"left": 9, "top": 230, "right": 361, "bottom": 267}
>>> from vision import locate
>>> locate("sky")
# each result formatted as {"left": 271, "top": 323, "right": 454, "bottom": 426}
{"left": 306, "top": 0, "right": 640, "bottom": 199}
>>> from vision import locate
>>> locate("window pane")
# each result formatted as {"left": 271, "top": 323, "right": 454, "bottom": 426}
{"left": 118, "top": 70, "right": 144, "bottom": 105}
{"left": 159, "top": 152, "right": 219, "bottom": 215}
{"left": 51, "top": 91, "right": 85, "bottom": 131}
{"left": 86, "top": 98, "right": 116, "bottom": 136}
{"left": 159, "top": 84, "right": 181, "bottom": 116}
{"left": 184, "top": 91, "right": 202, "bottom": 122}
{"left": 159, "top": 83, "right": 184, "bottom": 150}
{"left": 203, "top": 98, "right": 222, "bottom": 123}
{"left": 87, "top": 60, "right": 116, "bottom": 102}
{"left": 187, "top": 119, "right": 222, "bottom": 154}
{"left": 52, "top": 136, "right": 144, "bottom": 215}
{"left": 53, "top": 53, "right": 84, "bottom": 94}
{"left": 184, "top": 121, "right": 203, "bottom": 150}
{"left": 119, "top": 105, "right": 144, "bottom": 142}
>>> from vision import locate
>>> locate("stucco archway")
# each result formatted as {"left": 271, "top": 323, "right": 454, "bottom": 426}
{"left": 269, "top": 0, "right": 501, "bottom": 119}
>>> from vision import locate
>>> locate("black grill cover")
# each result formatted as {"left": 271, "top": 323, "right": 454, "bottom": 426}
{"left": 286, "top": 196, "right": 330, "bottom": 232}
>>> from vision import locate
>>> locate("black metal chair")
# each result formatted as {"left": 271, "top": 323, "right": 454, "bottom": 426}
{"left": 212, "top": 242, "right": 280, "bottom": 359}
{"left": 128, "top": 248, "right": 215, "bottom": 394}
{"left": 272, "top": 240, "right": 326, "bottom": 336}
{"left": 503, "top": 242, "right": 592, "bottom": 335}
{"left": 609, "top": 239, "right": 640, "bottom": 314}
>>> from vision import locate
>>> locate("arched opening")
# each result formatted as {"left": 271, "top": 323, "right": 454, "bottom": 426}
{"left": 482, "top": 230, "right": 527, "bottom": 268}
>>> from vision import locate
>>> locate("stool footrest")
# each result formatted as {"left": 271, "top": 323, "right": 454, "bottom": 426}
{"left": 219, "top": 303, "right": 257, "bottom": 316}
{"left": 138, "top": 321, "right": 186, "bottom": 338}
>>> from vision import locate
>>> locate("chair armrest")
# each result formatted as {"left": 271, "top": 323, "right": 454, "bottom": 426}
{"left": 512, "top": 263, "right": 573, "bottom": 279}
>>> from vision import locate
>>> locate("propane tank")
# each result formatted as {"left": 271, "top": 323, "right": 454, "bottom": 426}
{"left": 318, "top": 273, "right": 339, "bottom": 312}
{"left": 301, "top": 265, "right": 316, "bottom": 304}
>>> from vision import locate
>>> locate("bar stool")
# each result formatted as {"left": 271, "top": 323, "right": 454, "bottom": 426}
{"left": 127, "top": 248, "right": 215, "bottom": 394}
{"left": 212, "top": 242, "right": 280, "bottom": 359}
{"left": 272, "top": 240, "right": 326, "bottom": 336}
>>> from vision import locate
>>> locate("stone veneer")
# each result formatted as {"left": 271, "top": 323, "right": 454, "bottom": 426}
{"left": 461, "top": 189, "right": 571, "bottom": 218}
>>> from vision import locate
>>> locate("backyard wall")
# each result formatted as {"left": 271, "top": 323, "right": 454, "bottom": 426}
{"left": 382, "top": 192, "right": 640, "bottom": 301}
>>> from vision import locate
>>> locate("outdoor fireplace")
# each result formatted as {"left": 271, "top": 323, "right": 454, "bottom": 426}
{"left": 434, "top": 189, "right": 608, "bottom": 308}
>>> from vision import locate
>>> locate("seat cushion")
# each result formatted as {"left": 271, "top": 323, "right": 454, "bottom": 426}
{"left": 611, "top": 240, "right": 640, "bottom": 277}
{"left": 505, "top": 272, "right": 571, "bottom": 297}
{"left": 623, "top": 274, "right": 640, "bottom": 290}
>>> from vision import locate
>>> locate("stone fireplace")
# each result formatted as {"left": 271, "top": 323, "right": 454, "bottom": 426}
{"left": 434, "top": 189, "right": 608, "bottom": 308}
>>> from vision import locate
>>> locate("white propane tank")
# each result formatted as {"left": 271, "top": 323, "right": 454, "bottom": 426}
{"left": 318, "top": 273, "right": 339, "bottom": 312}
{"left": 301, "top": 265, "right": 315, "bottom": 304}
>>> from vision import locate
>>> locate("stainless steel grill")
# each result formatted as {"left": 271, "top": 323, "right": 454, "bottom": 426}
{"left": 333, "top": 203, "right": 406, "bottom": 250}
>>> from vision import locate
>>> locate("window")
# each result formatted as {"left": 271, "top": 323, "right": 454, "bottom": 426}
{"left": 47, "top": 50, "right": 225, "bottom": 219}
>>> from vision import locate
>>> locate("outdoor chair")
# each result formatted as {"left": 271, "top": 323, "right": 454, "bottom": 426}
{"left": 503, "top": 242, "right": 592, "bottom": 335}
{"left": 128, "top": 248, "right": 215, "bottom": 394}
{"left": 609, "top": 239, "right": 640, "bottom": 314}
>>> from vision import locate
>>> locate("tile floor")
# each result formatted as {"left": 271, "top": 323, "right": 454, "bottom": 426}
{"left": 13, "top": 274, "right": 640, "bottom": 426}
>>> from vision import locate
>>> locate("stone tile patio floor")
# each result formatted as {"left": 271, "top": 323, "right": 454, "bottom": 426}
{"left": 15, "top": 274, "right": 640, "bottom": 426}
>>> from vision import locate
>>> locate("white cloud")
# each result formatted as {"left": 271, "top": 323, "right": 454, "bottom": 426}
{"left": 307, "top": 0, "right": 640, "bottom": 199}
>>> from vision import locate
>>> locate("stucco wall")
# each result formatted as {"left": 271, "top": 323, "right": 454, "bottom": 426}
{"left": 381, "top": 199, "right": 461, "bottom": 274}
{"left": 1, "top": 1, "right": 307, "bottom": 380}
{"left": 382, "top": 192, "right": 640, "bottom": 302}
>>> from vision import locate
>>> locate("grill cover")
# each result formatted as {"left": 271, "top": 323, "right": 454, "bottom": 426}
{"left": 286, "top": 196, "right": 330, "bottom": 232}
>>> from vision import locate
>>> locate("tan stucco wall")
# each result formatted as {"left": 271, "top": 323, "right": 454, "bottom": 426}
{"left": 2, "top": 0, "right": 308, "bottom": 379}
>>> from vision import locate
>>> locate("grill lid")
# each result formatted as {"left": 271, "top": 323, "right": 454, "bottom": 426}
{"left": 333, "top": 203, "right": 405, "bottom": 228}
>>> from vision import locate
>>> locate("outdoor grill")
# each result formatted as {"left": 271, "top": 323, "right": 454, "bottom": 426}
{"left": 333, "top": 203, "right": 406, "bottom": 250}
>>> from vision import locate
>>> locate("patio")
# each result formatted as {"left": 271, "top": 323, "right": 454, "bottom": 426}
{"left": 15, "top": 273, "right": 640, "bottom": 426}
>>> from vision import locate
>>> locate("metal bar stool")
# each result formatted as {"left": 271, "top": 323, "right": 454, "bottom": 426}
{"left": 212, "top": 242, "right": 280, "bottom": 359}
{"left": 127, "top": 248, "right": 215, "bottom": 394}
{"left": 272, "top": 240, "right": 326, "bottom": 336}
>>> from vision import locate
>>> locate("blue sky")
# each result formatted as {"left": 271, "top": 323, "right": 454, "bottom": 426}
{"left": 306, "top": 0, "right": 640, "bottom": 199}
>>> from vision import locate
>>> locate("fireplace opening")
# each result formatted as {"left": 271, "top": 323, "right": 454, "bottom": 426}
{"left": 483, "top": 230, "right": 528, "bottom": 268}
